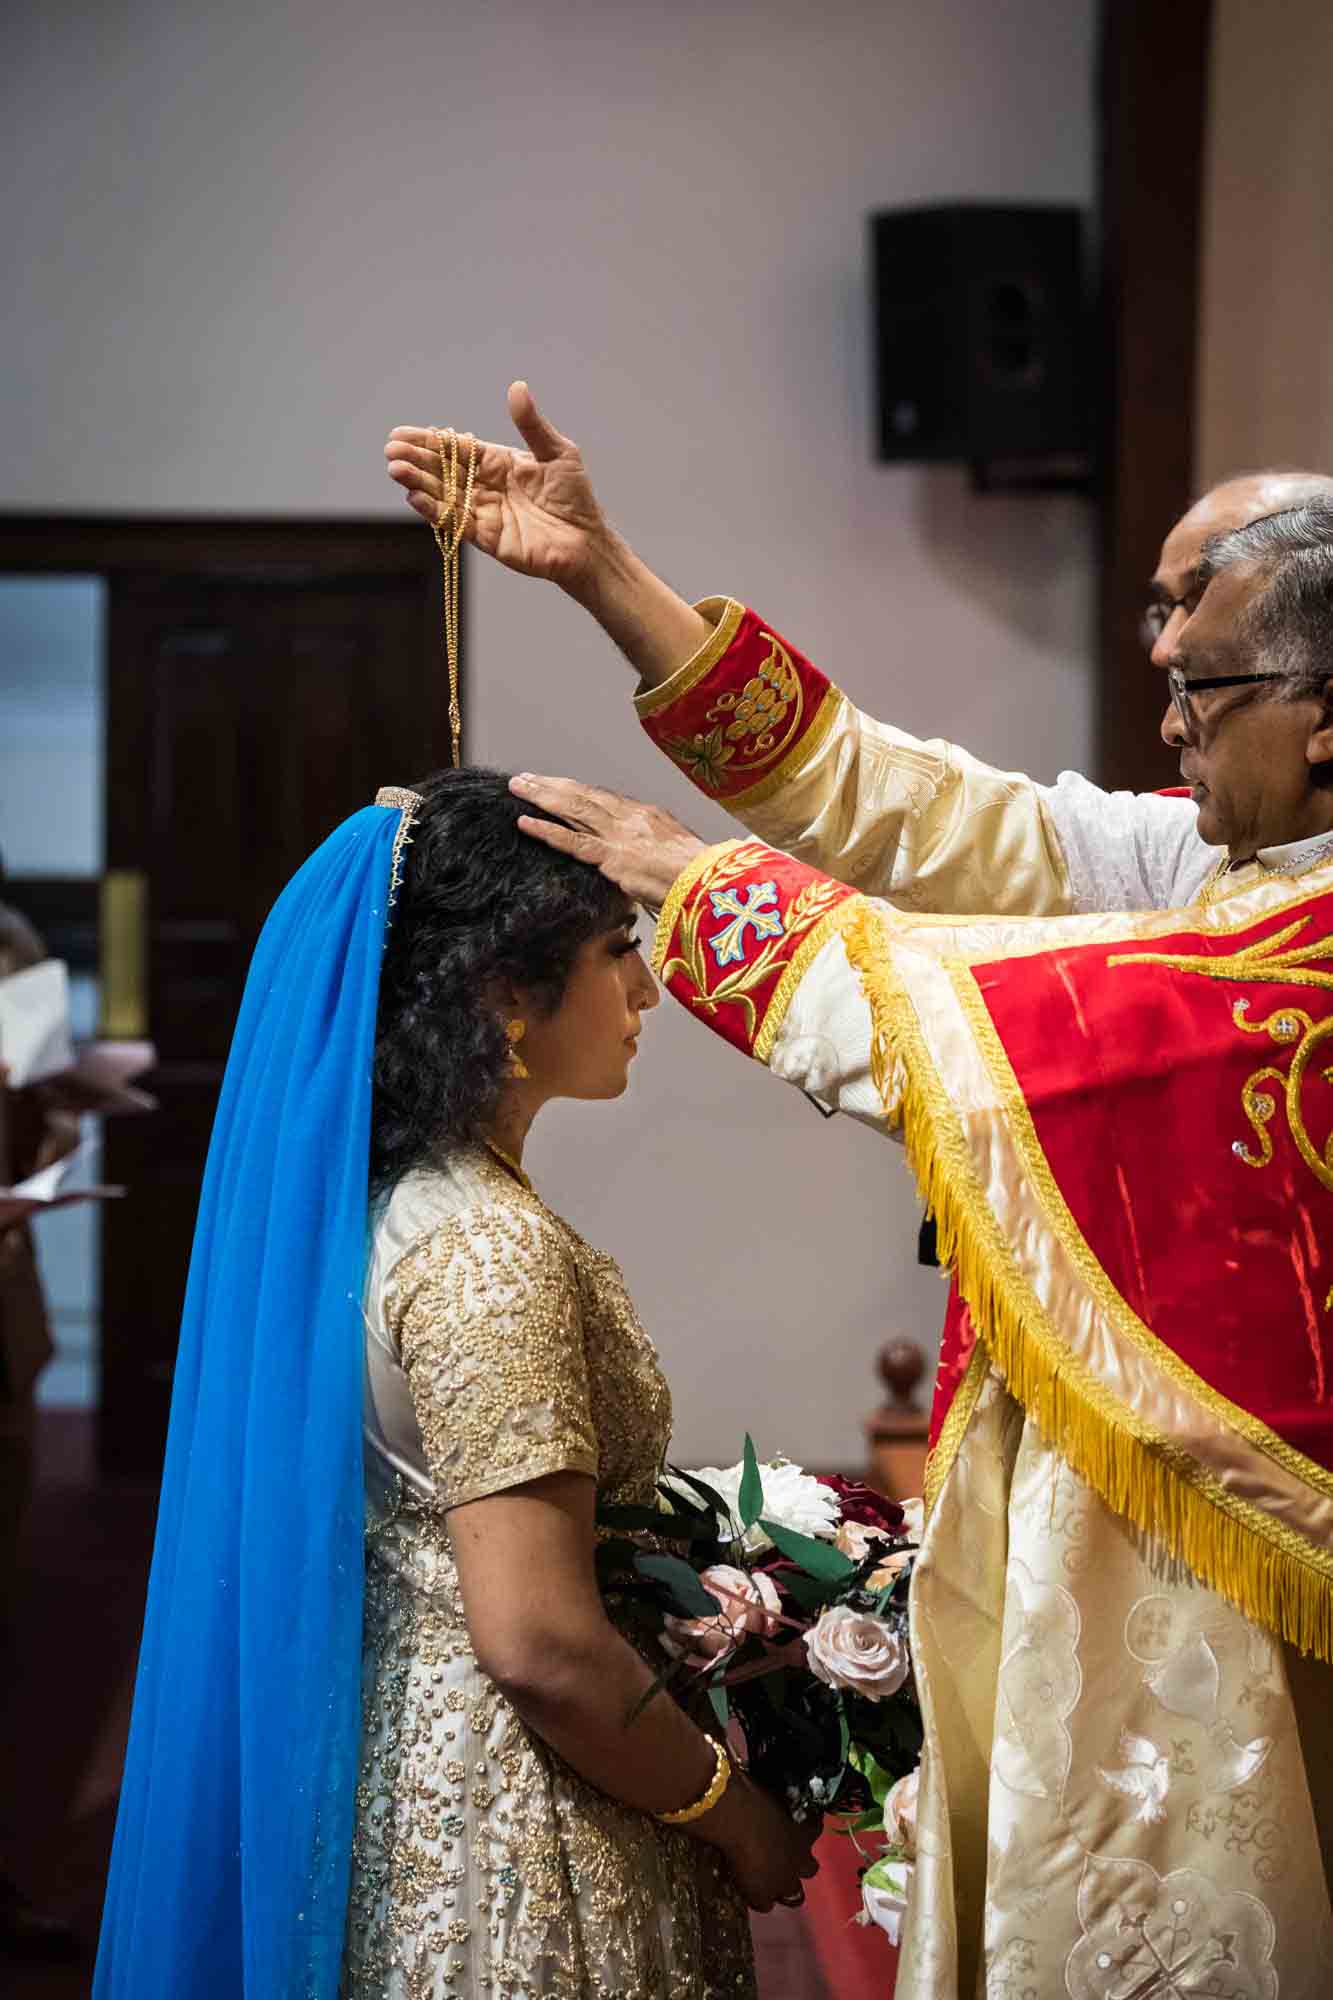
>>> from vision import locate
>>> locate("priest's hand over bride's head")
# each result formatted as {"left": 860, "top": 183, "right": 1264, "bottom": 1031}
{"left": 385, "top": 381, "right": 618, "bottom": 597}
{"left": 510, "top": 776, "right": 706, "bottom": 913}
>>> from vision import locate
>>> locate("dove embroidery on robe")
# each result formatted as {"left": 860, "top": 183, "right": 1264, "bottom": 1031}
{"left": 1207, "top": 1722, "right": 1274, "bottom": 1793}
{"left": 1097, "top": 1731, "right": 1170, "bottom": 1823}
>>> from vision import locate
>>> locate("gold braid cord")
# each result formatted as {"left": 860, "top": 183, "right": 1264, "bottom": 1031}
{"left": 431, "top": 427, "right": 477, "bottom": 768}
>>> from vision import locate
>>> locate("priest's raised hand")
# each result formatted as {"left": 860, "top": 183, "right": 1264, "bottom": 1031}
{"left": 385, "top": 382, "right": 710, "bottom": 688}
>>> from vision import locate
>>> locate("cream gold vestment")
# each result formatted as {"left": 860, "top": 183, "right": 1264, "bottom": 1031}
{"left": 636, "top": 600, "right": 1333, "bottom": 1995}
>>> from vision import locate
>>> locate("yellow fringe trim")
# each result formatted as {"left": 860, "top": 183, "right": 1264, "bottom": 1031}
{"left": 923, "top": 1340, "right": 989, "bottom": 1520}
{"left": 843, "top": 902, "right": 1333, "bottom": 1664}
{"left": 752, "top": 895, "right": 860, "bottom": 1065}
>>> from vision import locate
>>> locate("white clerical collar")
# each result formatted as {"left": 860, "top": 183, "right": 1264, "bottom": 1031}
{"left": 1252, "top": 827, "right": 1333, "bottom": 876}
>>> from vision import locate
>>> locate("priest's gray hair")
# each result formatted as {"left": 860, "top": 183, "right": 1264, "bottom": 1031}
{"left": 1200, "top": 499, "right": 1333, "bottom": 700}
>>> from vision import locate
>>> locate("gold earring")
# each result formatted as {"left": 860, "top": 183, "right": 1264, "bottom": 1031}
{"left": 505, "top": 1019, "right": 529, "bottom": 1079}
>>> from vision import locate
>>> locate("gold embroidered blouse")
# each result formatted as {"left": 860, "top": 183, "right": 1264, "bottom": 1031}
{"left": 341, "top": 1147, "right": 755, "bottom": 2000}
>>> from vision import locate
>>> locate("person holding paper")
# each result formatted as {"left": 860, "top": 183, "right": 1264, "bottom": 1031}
{"left": 0, "top": 887, "right": 80, "bottom": 1962}
{"left": 0, "top": 896, "right": 78, "bottom": 1600}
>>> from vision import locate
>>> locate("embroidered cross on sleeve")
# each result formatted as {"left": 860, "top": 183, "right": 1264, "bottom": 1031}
{"left": 654, "top": 841, "right": 861, "bottom": 1060}
{"left": 707, "top": 882, "right": 784, "bottom": 967}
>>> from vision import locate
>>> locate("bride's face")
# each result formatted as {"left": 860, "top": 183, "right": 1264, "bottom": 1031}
{"left": 518, "top": 914, "right": 660, "bottom": 1101}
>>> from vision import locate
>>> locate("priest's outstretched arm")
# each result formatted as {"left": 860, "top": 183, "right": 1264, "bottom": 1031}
{"left": 387, "top": 386, "right": 1208, "bottom": 918}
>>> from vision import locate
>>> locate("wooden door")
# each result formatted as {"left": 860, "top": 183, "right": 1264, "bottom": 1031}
{"left": 91, "top": 524, "right": 449, "bottom": 1479}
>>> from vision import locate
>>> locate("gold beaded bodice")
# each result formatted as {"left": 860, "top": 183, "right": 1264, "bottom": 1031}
{"left": 343, "top": 1149, "right": 752, "bottom": 2000}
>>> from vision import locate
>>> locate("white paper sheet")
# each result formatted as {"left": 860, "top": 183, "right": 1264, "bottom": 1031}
{"left": 0, "top": 959, "right": 75, "bottom": 1087}
{"left": 0, "top": 1140, "right": 125, "bottom": 1228}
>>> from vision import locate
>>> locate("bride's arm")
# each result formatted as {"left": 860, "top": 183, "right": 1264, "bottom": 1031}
{"left": 388, "top": 1204, "right": 816, "bottom": 1911}
{"left": 447, "top": 1470, "right": 815, "bottom": 1907}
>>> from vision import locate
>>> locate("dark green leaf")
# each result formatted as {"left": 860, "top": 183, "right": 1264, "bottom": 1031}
{"left": 598, "top": 1501, "right": 714, "bottom": 1540}
{"left": 664, "top": 1465, "right": 731, "bottom": 1520}
{"left": 848, "top": 1746, "right": 894, "bottom": 1805}
{"left": 593, "top": 1536, "right": 642, "bottom": 1580}
{"left": 739, "top": 1436, "right": 764, "bottom": 1530}
{"left": 633, "top": 1553, "right": 721, "bottom": 1617}
{"left": 760, "top": 1669, "right": 790, "bottom": 1711}
{"left": 778, "top": 1569, "right": 839, "bottom": 1612}
{"left": 760, "top": 1519, "right": 856, "bottom": 1583}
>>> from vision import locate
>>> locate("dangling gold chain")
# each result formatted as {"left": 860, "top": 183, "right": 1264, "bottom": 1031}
{"left": 430, "top": 427, "right": 478, "bottom": 767}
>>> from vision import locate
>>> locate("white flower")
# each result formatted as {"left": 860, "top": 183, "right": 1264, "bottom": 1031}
{"left": 883, "top": 1767, "right": 919, "bottom": 1856}
{"left": 805, "top": 1605, "right": 909, "bottom": 1700}
{"left": 663, "top": 1457, "right": 840, "bottom": 1554}
{"left": 859, "top": 1856, "right": 913, "bottom": 1943}
{"left": 900, "top": 1497, "right": 924, "bottom": 1545}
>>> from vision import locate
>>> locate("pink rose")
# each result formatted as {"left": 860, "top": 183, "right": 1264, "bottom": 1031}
{"left": 834, "top": 1519, "right": 894, "bottom": 1564}
{"left": 884, "top": 1766, "right": 919, "bottom": 1856}
{"left": 662, "top": 1565, "right": 782, "bottom": 1670}
{"left": 804, "top": 1605, "right": 909, "bottom": 1700}
{"left": 866, "top": 1547, "right": 913, "bottom": 1592}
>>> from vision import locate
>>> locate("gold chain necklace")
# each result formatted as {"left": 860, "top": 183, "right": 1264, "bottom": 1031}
{"left": 483, "top": 1138, "right": 533, "bottom": 1193}
{"left": 1199, "top": 854, "right": 1268, "bottom": 908}
{"left": 1198, "top": 857, "right": 1232, "bottom": 908}
{"left": 430, "top": 427, "right": 478, "bottom": 767}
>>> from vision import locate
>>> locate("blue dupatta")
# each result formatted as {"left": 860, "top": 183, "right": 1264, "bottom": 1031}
{"left": 94, "top": 799, "right": 410, "bottom": 1998}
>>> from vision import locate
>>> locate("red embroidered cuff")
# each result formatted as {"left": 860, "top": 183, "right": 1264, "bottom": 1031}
{"left": 652, "top": 839, "right": 860, "bottom": 1062}
{"left": 637, "top": 600, "right": 840, "bottom": 810}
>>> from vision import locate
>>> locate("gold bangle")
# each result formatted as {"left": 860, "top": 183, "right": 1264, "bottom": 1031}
{"left": 656, "top": 1737, "right": 731, "bottom": 1826}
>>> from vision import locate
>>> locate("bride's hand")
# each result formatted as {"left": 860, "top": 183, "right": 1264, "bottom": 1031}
{"left": 384, "top": 382, "right": 613, "bottom": 595}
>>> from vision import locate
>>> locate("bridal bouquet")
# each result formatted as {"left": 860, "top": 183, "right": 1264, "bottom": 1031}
{"left": 595, "top": 1441, "right": 924, "bottom": 1832}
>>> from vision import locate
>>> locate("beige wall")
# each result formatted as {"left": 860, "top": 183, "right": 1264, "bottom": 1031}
{"left": 4, "top": 0, "right": 1097, "bottom": 1464}
{"left": 1196, "top": 0, "right": 1333, "bottom": 486}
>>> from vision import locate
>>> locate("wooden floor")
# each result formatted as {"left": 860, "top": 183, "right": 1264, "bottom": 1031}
{"left": 0, "top": 1413, "right": 891, "bottom": 1998}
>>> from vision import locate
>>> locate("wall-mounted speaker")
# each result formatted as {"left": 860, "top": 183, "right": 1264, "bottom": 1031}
{"left": 871, "top": 203, "right": 1088, "bottom": 477}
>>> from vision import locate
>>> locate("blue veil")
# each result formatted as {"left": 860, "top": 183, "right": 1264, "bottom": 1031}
{"left": 94, "top": 795, "right": 414, "bottom": 1999}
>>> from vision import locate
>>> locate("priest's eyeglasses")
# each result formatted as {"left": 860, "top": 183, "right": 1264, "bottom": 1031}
{"left": 1165, "top": 666, "right": 1286, "bottom": 732}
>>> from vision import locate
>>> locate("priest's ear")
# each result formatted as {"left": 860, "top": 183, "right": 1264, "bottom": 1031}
{"left": 1307, "top": 675, "right": 1333, "bottom": 778}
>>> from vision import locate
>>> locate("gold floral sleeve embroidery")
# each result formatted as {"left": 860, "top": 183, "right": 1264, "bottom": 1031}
{"left": 387, "top": 1204, "right": 599, "bottom": 1509}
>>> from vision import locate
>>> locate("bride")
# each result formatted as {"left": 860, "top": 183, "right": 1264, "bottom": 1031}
{"left": 94, "top": 768, "right": 815, "bottom": 2000}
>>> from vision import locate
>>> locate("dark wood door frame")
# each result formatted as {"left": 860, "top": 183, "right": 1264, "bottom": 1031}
{"left": 1, "top": 514, "right": 457, "bottom": 1481}
{"left": 0, "top": 510, "right": 457, "bottom": 946}
{"left": 1095, "top": 0, "right": 1215, "bottom": 793}
{"left": 0, "top": 512, "right": 455, "bottom": 757}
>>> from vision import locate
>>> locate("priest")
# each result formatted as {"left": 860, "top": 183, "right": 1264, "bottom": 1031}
{"left": 386, "top": 391, "right": 1333, "bottom": 1993}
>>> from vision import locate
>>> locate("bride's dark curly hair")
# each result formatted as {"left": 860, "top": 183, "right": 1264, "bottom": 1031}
{"left": 371, "top": 766, "right": 633, "bottom": 1191}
